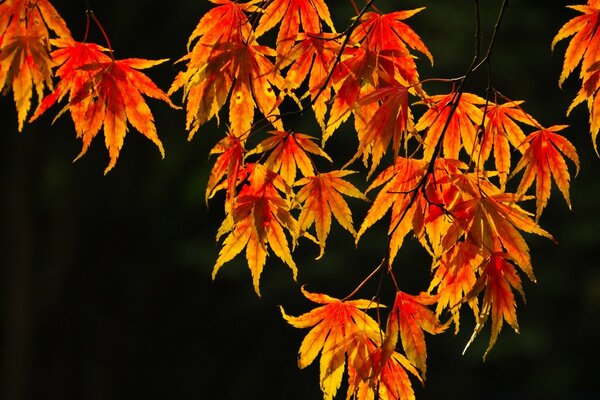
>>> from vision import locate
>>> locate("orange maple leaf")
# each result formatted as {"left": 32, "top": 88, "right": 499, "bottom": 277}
{"left": 352, "top": 80, "right": 412, "bottom": 177}
{"left": 448, "top": 177, "right": 554, "bottom": 282}
{"left": 170, "top": 0, "right": 283, "bottom": 138}
{"left": 382, "top": 291, "right": 446, "bottom": 379}
{"left": 511, "top": 125, "right": 580, "bottom": 220}
{"left": 281, "top": 286, "right": 382, "bottom": 400}
{"left": 248, "top": 130, "right": 332, "bottom": 185}
{"left": 254, "top": 0, "right": 336, "bottom": 59}
{"left": 0, "top": 0, "right": 71, "bottom": 130}
{"left": 324, "top": 46, "right": 380, "bottom": 144}
{"left": 324, "top": 7, "right": 431, "bottom": 145}
{"left": 478, "top": 100, "right": 539, "bottom": 188}
{"left": 30, "top": 39, "right": 111, "bottom": 120}
{"left": 347, "top": 347, "right": 421, "bottom": 400}
{"left": 463, "top": 252, "right": 525, "bottom": 358}
{"left": 324, "top": 39, "right": 425, "bottom": 143}
{"left": 205, "top": 133, "right": 245, "bottom": 207}
{"left": 552, "top": 2, "right": 600, "bottom": 86}
{"left": 279, "top": 32, "right": 340, "bottom": 131}
{"left": 30, "top": 39, "right": 177, "bottom": 174}
{"left": 356, "top": 157, "right": 429, "bottom": 265}
{"left": 415, "top": 91, "right": 485, "bottom": 161}
{"left": 428, "top": 241, "right": 482, "bottom": 333}
{"left": 351, "top": 9, "right": 433, "bottom": 65}
{"left": 567, "top": 61, "right": 600, "bottom": 153}
{"left": 184, "top": 0, "right": 257, "bottom": 53}
{"left": 294, "top": 170, "right": 368, "bottom": 259}
{"left": 213, "top": 163, "right": 298, "bottom": 296}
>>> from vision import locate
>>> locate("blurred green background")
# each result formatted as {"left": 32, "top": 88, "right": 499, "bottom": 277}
{"left": 1, "top": 1, "right": 599, "bottom": 399}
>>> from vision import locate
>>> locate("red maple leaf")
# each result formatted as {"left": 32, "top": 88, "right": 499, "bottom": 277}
{"left": 31, "top": 39, "right": 177, "bottom": 173}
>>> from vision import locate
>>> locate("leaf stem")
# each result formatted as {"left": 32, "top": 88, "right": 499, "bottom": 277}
{"left": 87, "top": 10, "right": 114, "bottom": 60}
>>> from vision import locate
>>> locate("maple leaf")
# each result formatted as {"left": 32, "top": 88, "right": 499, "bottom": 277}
{"left": 294, "top": 170, "right": 368, "bottom": 259}
{"left": 448, "top": 177, "right": 554, "bottom": 282}
{"left": 347, "top": 347, "right": 421, "bottom": 400}
{"left": 382, "top": 291, "right": 446, "bottom": 380}
{"left": 324, "top": 46, "right": 380, "bottom": 144}
{"left": 170, "top": 39, "right": 284, "bottom": 138}
{"left": 511, "top": 125, "right": 580, "bottom": 220}
{"left": 254, "top": 0, "right": 336, "bottom": 59}
{"left": 478, "top": 100, "right": 539, "bottom": 188}
{"left": 323, "top": 7, "right": 432, "bottom": 145}
{"left": 428, "top": 241, "right": 482, "bottom": 333}
{"left": 30, "top": 39, "right": 177, "bottom": 174}
{"left": 185, "top": 0, "right": 257, "bottom": 52}
{"left": 247, "top": 130, "right": 332, "bottom": 185}
{"left": 205, "top": 133, "right": 245, "bottom": 208}
{"left": 352, "top": 80, "right": 412, "bottom": 177}
{"left": 552, "top": 3, "right": 600, "bottom": 86}
{"left": 30, "top": 39, "right": 112, "bottom": 121}
{"left": 279, "top": 32, "right": 340, "bottom": 131}
{"left": 324, "top": 41, "right": 425, "bottom": 144}
{"left": 567, "top": 61, "right": 600, "bottom": 153}
{"left": 351, "top": 9, "right": 433, "bottom": 65}
{"left": 0, "top": 0, "right": 71, "bottom": 130}
{"left": 213, "top": 163, "right": 298, "bottom": 296}
{"left": 415, "top": 91, "right": 486, "bottom": 161}
{"left": 281, "top": 286, "right": 382, "bottom": 400}
{"left": 356, "top": 157, "right": 429, "bottom": 265}
{"left": 463, "top": 252, "right": 525, "bottom": 359}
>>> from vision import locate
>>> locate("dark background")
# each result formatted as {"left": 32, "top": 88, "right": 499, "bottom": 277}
{"left": 2, "top": 1, "right": 599, "bottom": 399}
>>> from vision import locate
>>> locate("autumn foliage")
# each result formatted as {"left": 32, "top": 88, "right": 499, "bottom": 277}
{"left": 1, "top": 0, "right": 597, "bottom": 398}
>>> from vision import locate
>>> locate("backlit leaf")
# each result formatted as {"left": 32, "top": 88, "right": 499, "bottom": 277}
{"left": 382, "top": 291, "right": 446, "bottom": 379}
{"left": 213, "top": 164, "right": 298, "bottom": 296}
{"left": 0, "top": 0, "right": 71, "bottom": 130}
{"left": 511, "top": 125, "right": 580, "bottom": 220}
{"left": 255, "top": 0, "right": 336, "bottom": 59}
{"left": 294, "top": 170, "right": 368, "bottom": 259}
{"left": 30, "top": 39, "right": 177, "bottom": 174}
{"left": 281, "top": 286, "right": 382, "bottom": 400}
{"left": 552, "top": 3, "right": 600, "bottom": 86}
{"left": 464, "top": 252, "right": 525, "bottom": 359}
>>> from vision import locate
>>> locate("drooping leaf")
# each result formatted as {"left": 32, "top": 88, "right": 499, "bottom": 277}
{"left": 30, "top": 39, "right": 177, "bottom": 174}
{"left": 351, "top": 9, "right": 432, "bottom": 65}
{"left": 254, "top": 0, "right": 336, "bottom": 59}
{"left": 356, "top": 157, "right": 430, "bottom": 265}
{"left": 478, "top": 100, "right": 539, "bottom": 188}
{"left": 382, "top": 291, "right": 446, "bottom": 379}
{"left": 281, "top": 286, "right": 382, "bottom": 400}
{"left": 205, "top": 133, "right": 246, "bottom": 208}
{"left": 448, "top": 177, "right": 554, "bottom": 282}
{"left": 324, "top": 46, "right": 380, "bottom": 144}
{"left": 428, "top": 241, "right": 482, "bottom": 333}
{"left": 347, "top": 347, "right": 421, "bottom": 400}
{"left": 511, "top": 125, "right": 580, "bottom": 220}
{"left": 279, "top": 32, "right": 340, "bottom": 131}
{"left": 552, "top": 3, "right": 600, "bottom": 86}
{"left": 463, "top": 252, "right": 525, "bottom": 359}
{"left": 324, "top": 7, "right": 431, "bottom": 145}
{"left": 294, "top": 170, "right": 368, "bottom": 259}
{"left": 415, "top": 91, "right": 486, "bottom": 161}
{"left": 248, "top": 130, "right": 332, "bottom": 185}
{"left": 0, "top": 0, "right": 71, "bottom": 130}
{"left": 213, "top": 163, "right": 298, "bottom": 296}
{"left": 567, "top": 61, "right": 600, "bottom": 153}
{"left": 352, "top": 80, "right": 413, "bottom": 177}
{"left": 171, "top": 38, "right": 284, "bottom": 138}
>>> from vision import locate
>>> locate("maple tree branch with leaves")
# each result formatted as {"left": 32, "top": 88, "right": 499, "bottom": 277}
{"left": 0, "top": 0, "right": 596, "bottom": 399}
